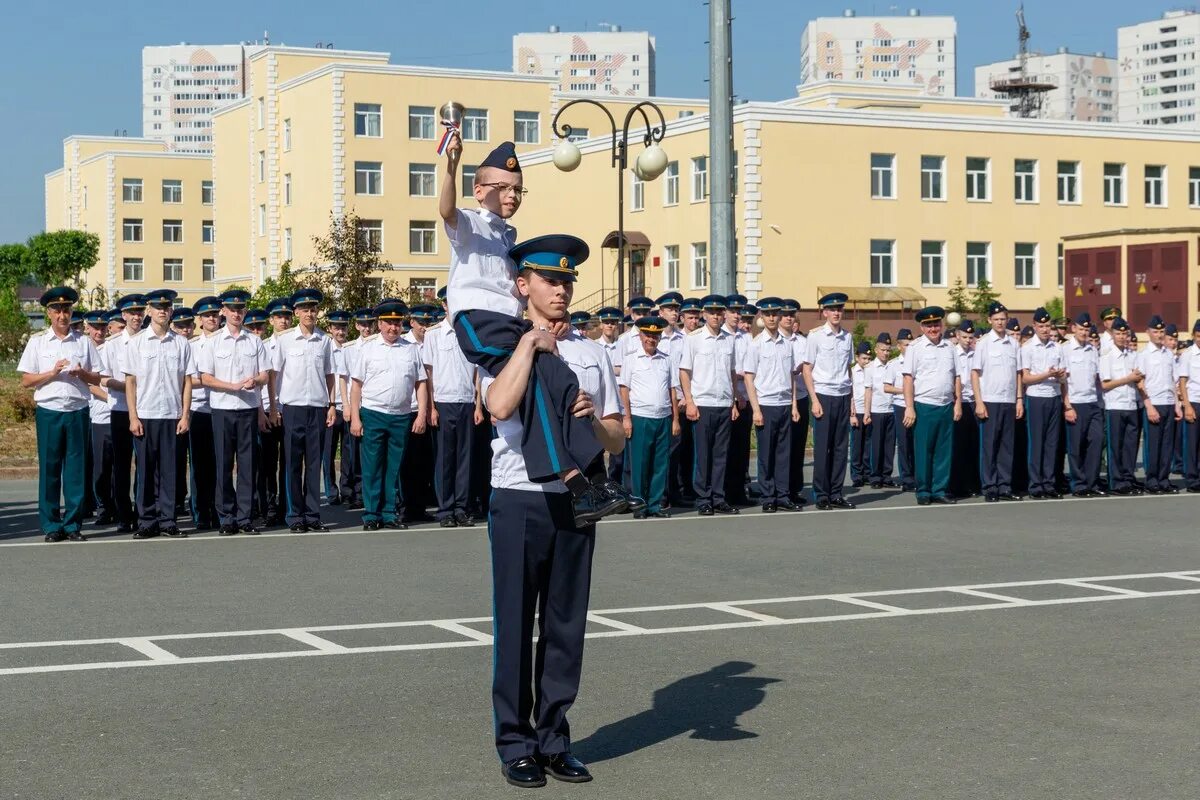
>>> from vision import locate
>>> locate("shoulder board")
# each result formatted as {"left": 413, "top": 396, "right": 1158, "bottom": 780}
{"left": 364, "top": 333, "right": 379, "bottom": 342}
{"left": 807, "top": 326, "right": 823, "bottom": 335}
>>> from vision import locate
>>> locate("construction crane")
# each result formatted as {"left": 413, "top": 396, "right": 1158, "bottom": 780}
{"left": 989, "top": 4, "right": 1056, "bottom": 118}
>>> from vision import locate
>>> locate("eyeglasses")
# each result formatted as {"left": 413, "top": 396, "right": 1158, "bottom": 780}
{"left": 478, "top": 182, "right": 529, "bottom": 197}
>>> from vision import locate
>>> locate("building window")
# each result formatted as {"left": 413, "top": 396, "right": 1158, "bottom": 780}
{"left": 409, "top": 163, "right": 436, "bottom": 197}
{"left": 284, "top": 173, "right": 292, "bottom": 206}
{"left": 162, "top": 219, "right": 183, "bottom": 243}
{"left": 921, "top": 241, "right": 945, "bottom": 287}
{"left": 966, "top": 157, "right": 990, "bottom": 201}
{"left": 664, "top": 161, "right": 679, "bottom": 205}
{"left": 355, "top": 161, "right": 383, "bottom": 195}
{"left": 691, "top": 156, "right": 708, "bottom": 202}
{"left": 1014, "top": 243, "right": 1038, "bottom": 288}
{"left": 1190, "top": 167, "right": 1200, "bottom": 207}
{"left": 354, "top": 103, "right": 382, "bottom": 137}
{"left": 162, "top": 179, "right": 182, "bottom": 203}
{"left": 665, "top": 244, "right": 680, "bottom": 289}
{"left": 514, "top": 111, "right": 539, "bottom": 144}
{"left": 461, "top": 165, "right": 477, "bottom": 198}
{"left": 202, "top": 258, "right": 215, "bottom": 282}
{"left": 258, "top": 151, "right": 265, "bottom": 183}
{"left": 409, "top": 220, "right": 437, "bottom": 254}
{"left": 461, "top": 108, "right": 488, "bottom": 142}
{"left": 1057, "top": 161, "right": 1079, "bottom": 204}
{"left": 201, "top": 220, "right": 214, "bottom": 244}
{"left": 409, "top": 106, "right": 435, "bottom": 139}
{"left": 121, "top": 218, "right": 143, "bottom": 243}
{"left": 256, "top": 97, "right": 264, "bottom": 129}
{"left": 920, "top": 155, "right": 944, "bottom": 200}
{"left": 357, "top": 219, "right": 383, "bottom": 252}
{"left": 870, "top": 239, "right": 895, "bottom": 286}
{"left": 1103, "top": 163, "right": 1125, "bottom": 205}
{"left": 122, "top": 258, "right": 144, "bottom": 282}
{"left": 283, "top": 118, "right": 292, "bottom": 151}
{"left": 284, "top": 228, "right": 293, "bottom": 261}
{"left": 122, "top": 178, "right": 143, "bottom": 203}
{"left": 201, "top": 179, "right": 214, "bottom": 205}
{"left": 690, "top": 242, "right": 708, "bottom": 289}
{"left": 966, "top": 242, "right": 990, "bottom": 287}
{"left": 1057, "top": 243, "right": 1064, "bottom": 289}
{"left": 1145, "top": 165, "right": 1167, "bottom": 207}
{"left": 258, "top": 205, "right": 266, "bottom": 236}
{"left": 163, "top": 258, "right": 183, "bottom": 283}
{"left": 1014, "top": 159, "right": 1038, "bottom": 203}
{"left": 565, "top": 127, "right": 590, "bottom": 142}
{"left": 631, "top": 173, "right": 644, "bottom": 212}
{"left": 870, "top": 153, "right": 895, "bottom": 198}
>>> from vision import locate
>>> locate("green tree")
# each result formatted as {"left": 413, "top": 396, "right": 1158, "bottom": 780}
{"left": 306, "top": 212, "right": 400, "bottom": 312}
{"left": 0, "top": 243, "right": 29, "bottom": 290}
{"left": 850, "top": 319, "right": 871, "bottom": 352}
{"left": 946, "top": 277, "right": 970, "bottom": 314}
{"left": 251, "top": 260, "right": 305, "bottom": 309}
{"left": 23, "top": 230, "right": 100, "bottom": 289}
{"left": 968, "top": 277, "right": 1001, "bottom": 321}
{"left": 1044, "top": 295, "right": 1064, "bottom": 321}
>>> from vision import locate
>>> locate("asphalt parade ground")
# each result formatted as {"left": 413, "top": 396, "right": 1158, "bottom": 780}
{"left": 1, "top": 479, "right": 1198, "bottom": 799}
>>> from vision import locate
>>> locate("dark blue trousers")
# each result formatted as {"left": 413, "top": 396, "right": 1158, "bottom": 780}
{"left": 951, "top": 403, "right": 980, "bottom": 497}
{"left": 1186, "top": 403, "right": 1200, "bottom": 490}
{"left": 869, "top": 410, "right": 895, "bottom": 484}
{"left": 454, "top": 310, "right": 601, "bottom": 482}
{"left": 1025, "top": 396, "right": 1061, "bottom": 496}
{"left": 213, "top": 408, "right": 257, "bottom": 527}
{"left": 283, "top": 405, "right": 326, "bottom": 526}
{"left": 1143, "top": 405, "right": 1177, "bottom": 490}
{"left": 693, "top": 406, "right": 731, "bottom": 505}
{"left": 725, "top": 401, "right": 753, "bottom": 502}
{"left": 109, "top": 409, "right": 136, "bottom": 526}
{"left": 811, "top": 393, "right": 850, "bottom": 503}
{"left": 894, "top": 408, "right": 915, "bottom": 489}
{"left": 756, "top": 405, "right": 792, "bottom": 504}
{"left": 434, "top": 401, "right": 474, "bottom": 519}
{"left": 342, "top": 416, "right": 363, "bottom": 503}
{"left": 134, "top": 417, "right": 178, "bottom": 529}
{"left": 980, "top": 401, "right": 1015, "bottom": 496}
{"left": 323, "top": 408, "right": 345, "bottom": 501}
{"left": 789, "top": 396, "right": 810, "bottom": 500}
{"left": 1066, "top": 402, "right": 1103, "bottom": 493}
{"left": 1106, "top": 409, "right": 1139, "bottom": 491}
{"left": 490, "top": 488, "right": 595, "bottom": 763}
{"left": 91, "top": 421, "right": 114, "bottom": 518}
{"left": 673, "top": 414, "right": 696, "bottom": 502}
{"left": 188, "top": 411, "right": 217, "bottom": 527}
{"left": 849, "top": 412, "right": 870, "bottom": 483}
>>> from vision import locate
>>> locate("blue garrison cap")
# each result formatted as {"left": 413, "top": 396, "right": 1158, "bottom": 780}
{"left": 1148, "top": 314, "right": 1165, "bottom": 330}
{"left": 509, "top": 234, "right": 589, "bottom": 282}
{"left": 266, "top": 296, "right": 294, "bottom": 316}
{"left": 700, "top": 294, "right": 727, "bottom": 311}
{"left": 105, "top": 309, "right": 124, "bottom": 324}
{"left": 596, "top": 306, "right": 622, "bottom": 322}
{"left": 628, "top": 296, "right": 654, "bottom": 312}
{"left": 409, "top": 304, "right": 437, "bottom": 323}
{"left": 291, "top": 287, "right": 324, "bottom": 308}
{"left": 218, "top": 289, "right": 251, "bottom": 308}
{"left": 70, "top": 310, "right": 84, "bottom": 325}
{"left": 1110, "top": 317, "right": 1130, "bottom": 333}
{"left": 622, "top": 314, "right": 633, "bottom": 325}
{"left": 145, "top": 288, "right": 178, "bottom": 307}
{"left": 855, "top": 341, "right": 872, "bottom": 355}
{"left": 725, "top": 293, "right": 748, "bottom": 310}
{"left": 326, "top": 309, "right": 352, "bottom": 325}
{"left": 84, "top": 310, "right": 107, "bottom": 326}
{"left": 1020, "top": 325, "right": 1035, "bottom": 338}
{"left": 1075, "top": 311, "right": 1092, "bottom": 326}
{"left": 117, "top": 293, "right": 147, "bottom": 312}
{"left": 655, "top": 291, "right": 683, "bottom": 308}
{"left": 243, "top": 308, "right": 268, "bottom": 326}
{"left": 817, "top": 292, "right": 847, "bottom": 309}
{"left": 986, "top": 301, "right": 1008, "bottom": 317}
{"left": 1032, "top": 307, "right": 1051, "bottom": 324}
{"left": 740, "top": 304, "right": 758, "bottom": 318}
{"left": 896, "top": 328, "right": 913, "bottom": 341}
{"left": 781, "top": 298, "right": 800, "bottom": 313}
{"left": 957, "top": 319, "right": 976, "bottom": 334}
{"left": 569, "top": 311, "right": 593, "bottom": 326}
{"left": 481, "top": 141, "right": 521, "bottom": 173}
{"left": 171, "top": 307, "right": 195, "bottom": 325}
{"left": 915, "top": 306, "right": 945, "bottom": 324}
{"left": 1006, "top": 318, "right": 1021, "bottom": 332}
{"left": 436, "top": 286, "right": 447, "bottom": 301}
{"left": 375, "top": 300, "right": 409, "bottom": 321}
{"left": 352, "top": 307, "right": 377, "bottom": 323}
{"left": 40, "top": 286, "right": 80, "bottom": 307}
{"left": 1193, "top": 318, "right": 1200, "bottom": 334}
{"left": 636, "top": 316, "right": 668, "bottom": 335}
{"left": 193, "top": 295, "right": 222, "bottom": 315}
{"left": 1165, "top": 323, "right": 1179, "bottom": 337}
{"left": 680, "top": 298, "right": 703, "bottom": 313}
{"left": 875, "top": 332, "right": 892, "bottom": 345}
{"left": 757, "top": 297, "right": 784, "bottom": 312}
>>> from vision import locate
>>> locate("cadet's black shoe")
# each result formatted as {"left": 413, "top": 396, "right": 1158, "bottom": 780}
{"left": 539, "top": 752, "right": 592, "bottom": 783}
{"left": 1046, "top": 490, "right": 1063, "bottom": 499}
{"left": 998, "top": 493, "right": 1022, "bottom": 501}
{"left": 501, "top": 756, "right": 546, "bottom": 789}
{"left": 917, "top": 497, "right": 931, "bottom": 506}
{"left": 43, "top": 531, "right": 67, "bottom": 543}
{"left": 161, "top": 527, "right": 185, "bottom": 537}
{"left": 573, "top": 485, "right": 626, "bottom": 526}
{"left": 697, "top": 504, "right": 714, "bottom": 516}
{"left": 761, "top": 503, "right": 777, "bottom": 513}
{"left": 290, "top": 523, "right": 309, "bottom": 533}
{"left": 851, "top": 480, "right": 865, "bottom": 488}
{"left": 66, "top": 531, "right": 88, "bottom": 541}
{"left": 869, "top": 482, "right": 884, "bottom": 489}
{"left": 713, "top": 502, "right": 740, "bottom": 515}
{"left": 439, "top": 517, "right": 458, "bottom": 528}
{"left": 307, "top": 522, "right": 330, "bottom": 532}
{"left": 1164, "top": 484, "right": 1181, "bottom": 494}
{"left": 454, "top": 512, "right": 475, "bottom": 527}
{"left": 218, "top": 525, "right": 237, "bottom": 536}
{"left": 132, "top": 528, "right": 159, "bottom": 539}
{"left": 1187, "top": 486, "right": 1200, "bottom": 493}
{"left": 984, "top": 494, "right": 999, "bottom": 503}
{"left": 602, "top": 481, "right": 646, "bottom": 514}
{"left": 881, "top": 480, "right": 899, "bottom": 488}
{"left": 328, "top": 496, "right": 343, "bottom": 506}
{"left": 362, "top": 520, "right": 380, "bottom": 531}
{"left": 776, "top": 499, "right": 801, "bottom": 511}
{"left": 815, "top": 500, "right": 832, "bottom": 510}
{"left": 649, "top": 510, "right": 671, "bottom": 518}
{"left": 1072, "top": 490, "right": 1089, "bottom": 498}
{"left": 240, "top": 525, "right": 262, "bottom": 535}
{"left": 633, "top": 509, "right": 649, "bottom": 519}
{"left": 829, "top": 498, "right": 856, "bottom": 509}
{"left": 92, "top": 513, "right": 116, "bottom": 526}
{"left": 930, "top": 496, "right": 957, "bottom": 505}
{"left": 116, "top": 522, "right": 136, "bottom": 533}
{"left": 380, "top": 520, "right": 409, "bottom": 530}
{"left": 1089, "top": 489, "right": 1109, "bottom": 497}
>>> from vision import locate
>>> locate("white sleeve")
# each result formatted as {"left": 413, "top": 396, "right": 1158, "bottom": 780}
{"left": 16, "top": 337, "right": 38, "bottom": 375}
{"left": 679, "top": 337, "right": 694, "bottom": 371}
{"left": 598, "top": 353, "right": 622, "bottom": 418}
{"left": 742, "top": 340, "right": 760, "bottom": 375}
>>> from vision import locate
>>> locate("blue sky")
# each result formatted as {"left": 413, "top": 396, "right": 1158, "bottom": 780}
{"left": 0, "top": 0, "right": 1164, "bottom": 243}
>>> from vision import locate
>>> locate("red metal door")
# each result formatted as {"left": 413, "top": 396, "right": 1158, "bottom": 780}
{"left": 1065, "top": 246, "right": 1120, "bottom": 323}
{"left": 1127, "top": 241, "right": 1187, "bottom": 329}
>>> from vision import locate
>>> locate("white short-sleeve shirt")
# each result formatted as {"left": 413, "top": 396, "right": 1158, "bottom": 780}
{"left": 89, "top": 343, "right": 112, "bottom": 423}
{"left": 744, "top": 331, "right": 794, "bottom": 407}
{"left": 102, "top": 327, "right": 139, "bottom": 413}
{"left": 865, "top": 358, "right": 893, "bottom": 414}
{"left": 1021, "top": 338, "right": 1063, "bottom": 398}
{"left": 851, "top": 363, "right": 868, "bottom": 413}
{"left": 1099, "top": 348, "right": 1139, "bottom": 411}
{"left": 189, "top": 332, "right": 215, "bottom": 413}
{"left": 351, "top": 335, "right": 424, "bottom": 415}
{"left": 422, "top": 322, "right": 476, "bottom": 404}
{"left": 973, "top": 330, "right": 1020, "bottom": 404}
{"left": 886, "top": 352, "right": 908, "bottom": 409}
{"left": 680, "top": 326, "right": 735, "bottom": 407}
{"left": 1136, "top": 341, "right": 1178, "bottom": 405}
{"left": 124, "top": 327, "right": 196, "bottom": 419}
{"left": 618, "top": 348, "right": 678, "bottom": 419}
{"left": 197, "top": 326, "right": 270, "bottom": 411}
{"left": 789, "top": 333, "right": 810, "bottom": 401}
{"left": 902, "top": 335, "right": 958, "bottom": 407}
{"left": 273, "top": 327, "right": 335, "bottom": 408}
{"left": 16, "top": 328, "right": 101, "bottom": 412}
{"left": 803, "top": 323, "right": 853, "bottom": 396}
{"left": 1063, "top": 338, "right": 1100, "bottom": 405}
{"left": 330, "top": 346, "right": 347, "bottom": 411}
{"left": 1178, "top": 342, "right": 1200, "bottom": 404}
{"left": 955, "top": 345, "right": 975, "bottom": 403}
{"left": 445, "top": 207, "right": 521, "bottom": 318}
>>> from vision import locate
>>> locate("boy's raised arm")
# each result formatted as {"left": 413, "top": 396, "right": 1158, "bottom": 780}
{"left": 440, "top": 132, "right": 462, "bottom": 227}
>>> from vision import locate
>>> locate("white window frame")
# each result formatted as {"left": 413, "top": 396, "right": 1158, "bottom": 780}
{"left": 870, "top": 239, "right": 895, "bottom": 287}
{"left": 966, "top": 242, "right": 991, "bottom": 288}
{"left": 284, "top": 228, "right": 293, "bottom": 261}
{"left": 1103, "top": 163, "right": 1126, "bottom": 206}
{"left": 920, "top": 155, "right": 945, "bottom": 201}
{"left": 284, "top": 173, "right": 292, "bottom": 206}
{"left": 258, "top": 205, "right": 266, "bottom": 237}
{"left": 690, "top": 242, "right": 708, "bottom": 290}
{"left": 1189, "top": 166, "right": 1200, "bottom": 207}
{"left": 201, "top": 220, "right": 214, "bottom": 244}
{"left": 920, "top": 240, "right": 946, "bottom": 287}
{"left": 357, "top": 219, "right": 383, "bottom": 253}
{"left": 1145, "top": 164, "right": 1167, "bottom": 207}
{"left": 122, "top": 257, "right": 144, "bottom": 282}
{"left": 691, "top": 156, "right": 708, "bottom": 202}
{"left": 664, "top": 161, "right": 679, "bottom": 206}
{"left": 408, "top": 106, "right": 435, "bottom": 140}
{"left": 871, "top": 153, "right": 896, "bottom": 199}
{"left": 162, "top": 179, "right": 182, "bottom": 204}
{"left": 1014, "top": 243, "right": 1039, "bottom": 288}
{"left": 966, "top": 157, "right": 990, "bottom": 202}
{"left": 1057, "top": 243, "right": 1064, "bottom": 289}
{"left": 162, "top": 219, "right": 183, "bottom": 244}
{"left": 1014, "top": 159, "right": 1038, "bottom": 203}
{"left": 461, "top": 165, "right": 477, "bottom": 198}
{"left": 354, "top": 161, "right": 384, "bottom": 196}
{"left": 461, "top": 108, "right": 489, "bottom": 142}
{"left": 630, "top": 173, "right": 645, "bottom": 212}
{"left": 202, "top": 258, "right": 215, "bottom": 282}
{"left": 1057, "top": 161, "right": 1080, "bottom": 204}
{"left": 354, "top": 103, "right": 383, "bottom": 138}
{"left": 258, "top": 151, "right": 265, "bottom": 183}
{"left": 514, "top": 111, "right": 539, "bottom": 144}
{"left": 256, "top": 97, "right": 264, "bottom": 129}
{"left": 201, "top": 179, "right": 214, "bottom": 205}
{"left": 162, "top": 258, "right": 184, "bottom": 283}
{"left": 122, "top": 218, "right": 142, "bottom": 243}
{"left": 282, "top": 118, "right": 292, "bottom": 151}
{"left": 121, "top": 178, "right": 143, "bottom": 203}
{"left": 409, "top": 163, "right": 436, "bottom": 197}
{"left": 409, "top": 220, "right": 437, "bottom": 254}
{"left": 664, "top": 244, "right": 680, "bottom": 290}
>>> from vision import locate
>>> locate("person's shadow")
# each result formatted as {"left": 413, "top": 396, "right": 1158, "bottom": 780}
{"left": 574, "top": 660, "right": 780, "bottom": 763}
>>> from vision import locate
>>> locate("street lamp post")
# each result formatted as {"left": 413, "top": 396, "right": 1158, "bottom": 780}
{"left": 550, "top": 99, "right": 669, "bottom": 311}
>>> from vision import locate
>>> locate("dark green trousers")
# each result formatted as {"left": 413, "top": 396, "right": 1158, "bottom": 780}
{"left": 359, "top": 407, "right": 411, "bottom": 524}
{"left": 629, "top": 415, "right": 671, "bottom": 512}
{"left": 35, "top": 406, "right": 89, "bottom": 535}
{"left": 913, "top": 401, "right": 954, "bottom": 501}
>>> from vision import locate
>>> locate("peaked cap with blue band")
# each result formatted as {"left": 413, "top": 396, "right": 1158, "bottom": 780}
{"left": 700, "top": 294, "right": 727, "bottom": 311}
{"left": 352, "top": 307, "right": 377, "bottom": 323}
{"left": 70, "top": 310, "right": 84, "bottom": 326}
{"left": 84, "top": 310, "right": 108, "bottom": 326}
{"left": 193, "top": 295, "right": 222, "bottom": 314}
{"left": 508, "top": 234, "right": 589, "bottom": 282}
{"left": 266, "top": 296, "right": 294, "bottom": 316}
{"left": 171, "top": 307, "right": 195, "bottom": 324}
{"left": 570, "top": 311, "right": 593, "bottom": 326}
{"left": 40, "top": 286, "right": 79, "bottom": 307}
{"left": 145, "top": 288, "right": 178, "bottom": 307}
{"left": 243, "top": 308, "right": 268, "bottom": 326}
{"left": 680, "top": 298, "right": 703, "bottom": 313}
{"left": 218, "top": 289, "right": 251, "bottom": 308}
{"left": 117, "top": 293, "right": 147, "bottom": 312}
{"left": 817, "top": 292, "right": 847, "bottom": 309}
{"left": 757, "top": 297, "right": 784, "bottom": 312}
{"left": 326, "top": 310, "right": 352, "bottom": 325}
{"left": 291, "top": 287, "right": 324, "bottom": 307}
{"left": 596, "top": 306, "right": 622, "bottom": 322}
{"left": 655, "top": 291, "right": 683, "bottom": 308}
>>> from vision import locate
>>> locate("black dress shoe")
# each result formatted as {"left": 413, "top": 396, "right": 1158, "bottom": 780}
{"left": 1164, "top": 484, "right": 1181, "bottom": 494}
{"left": 713, "top": 502, "right": 740, "bottom": 514}
{"left": 984, "top": 493, "right": 999, "bottom": 503}
{"left": 851, "top": 480, "right": 865, "bottom": 488}
{"left": 1089, "top": 489, "right": 1109, "bottom": 497}
{"left": 240, "top": 525, "right": 263, "bottom": 535}
{"left": 453, "top": 512, "right": 475, "bottom": 527}
{"left": 362, "top": 520, "right": 380, "bottom": 531}
{"left": 573, "top": 485, "right": 626, "bottom": 526}
{"left": 540, "top": 751, "right": 592, "bottom": 783}
{"left": 633, "top": 509, "right": 649, "bottom": 519}
{"left": 328, "top": 496, "right": 343, "bottom": 506}
{"left": 761, "top": 503, "right": 776, "bottom": 513}
{"left": 1187, "top": 486, "right": 1200, "bottom": 493}
{"left": 132, "top": 528, "right": 160, "bottom": 539}
{"left": 815, "top": 500, "right": 832, "bottom": 510}
{"left": 43, "top": 531, "right": 67, "bottom": 543}
{"left": 917, "top": 497, "right": 931, "bottom": 505}
{"left": 697, "top": 504, "right": 714, "bottom": 516}
{"left": 439, "top": 516, "right": 458, "bottom": 528}
{"left": 307, "top": 522, "right": 330, "bottom": 532}
{"left": 881, "top": 480, "right": 899, "bottom": 488}
{"left": 380, "top": 520, "right": 409, "bottom": 530}
{"left": 775, "top": 499, "right": 801, "bottom": 511}
{"left": 66, "top": 531, "right": 88, "bottom": 541}
{"left": 501, "top": 756, "right": 546, "bottom": 788}
{"left": 869, "top": 482, "right": 883, "bottom": 489}
{"left": 649, "top": 510, "right": 671, "bottom": 518}
{"left": 161, "top": 527, "right": 185, "bottom": 537}
{"left": 602, "top": 480, "right": 646, "bottom": 514}
{"left": 829, "top": 498, "right": 856, "bottom": 509}
{"left": 1046, "top": 490, "right": 1063, "bottom": 499}
{"left": 1072, "top": 490, "right": 1089, "bottom": 498}
{"left": 218, "top": 525, "right": 238, "bottom": 536}
{"left": 998, "top": 493, "right": 1022, "bottom": 501}
{"left": 930, "top": 496, "right": 957, "bottom": 505}
{"left": 290, "top": 522, "right": 309, "bottom": 533}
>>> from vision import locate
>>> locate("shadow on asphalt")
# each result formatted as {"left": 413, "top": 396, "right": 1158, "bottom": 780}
{"left": 575, "top": 660, "right": 781, "bottom": 764}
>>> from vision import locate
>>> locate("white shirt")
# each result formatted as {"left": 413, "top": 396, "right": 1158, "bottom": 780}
{"left": 743, "top": 331, "right": 795, "bottom": 407}
{"left": 955, "top": 345, "right": 975, "bottom": 403}
{"left": 445, "top": 207, "right": 520, "bottom": 318}
{"left": 422, "top": 322, "right": 476, "bottom": 404}
{"left": 1178, "top": 342, "right": 1200, "bottom": 404}
{"left": 196, "top": 326, "right": 270, "bottom": 411}
{"left": 1021, "top": 338, "right": 1063, "bottom": 399}
{"left": 103, "top": 327, "right": 139, "bottom": 413}
{"left": 1099, "top": 329, "right": 1115, "bottom": 356}
{"left": 125, "top": 326, "right": 196, "bottom": 419}
{"left": 618, "top": 348, "right": 678, "bottom": 419}
{"left": 597, "top": 334, "right": 623, "bottom": 373}
{"left": 886, "top": 353, "right": 908, "bottom": 409}
{"left": 1062, "top": 339, "right": 1100, "bottom": 405}
{"left": 351, "top": 335, "right": 424, "bottom": 415}
{"left": 680, "top": 326, "right": 736, "bottom": 407}
{"left": 973, "top": 330, "right": 1020, "bottom": 404}
{"left": 789, "top": 333, "right": 810, "bottom": 401}
{"left": 485, "top": 331, "right": 620, "bottom": 492}
{"left": 851, "top": 363, "right": 868, "bottom": 414}
{"left": 1099, "top": 348, "right": 1139, "bottom": 411}
{"left": 902, "top": 335, "right": 959, "bottom": 407}
{"left": 659, "top": 328, "right": 687, "bottom": 375}
{"left": 729, "top": 329, "right": 750, "bottom": 402}
{"left": 16, "top": 328, "right": 101, "bottom": 413}
{"left": 803, "top": 323, "right": 853, "bottom": 396}
{"left": 341, "top": 337, "right": 365, "bottom": 378}
{"left": 330, "top": 346, "right": 347, "bottom": 411}
{"left": 1136, "top": 341, "right": 1178, "bottom": 406}
{"left": 272, "top": 327, "right": 334, "bottom": 408}
{"left": 89, "top": 342, "right": 112, "bottom": 424}
{"left": 865, "top": 358, "right": 893, "bottom": 414}
{"left": 189, "top": 332, "right": 215, "bottom": 413}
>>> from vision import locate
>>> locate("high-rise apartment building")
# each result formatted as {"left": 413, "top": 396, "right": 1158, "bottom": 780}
{"left": 800, "top": 10, "right": 956, "bottom": 95}
{"left": 974, "top": 50, "right": 1117, "bottom": 122}
{"left": 1117, "top": 10, "right": 1200, "bottom": 128}
{"left": 513, "top": 27, "right": 655, "bottom": 95}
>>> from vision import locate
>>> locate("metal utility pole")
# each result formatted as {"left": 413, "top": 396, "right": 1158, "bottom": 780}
{"left": 709, "top": 0, "right": 736, "bottom": 296}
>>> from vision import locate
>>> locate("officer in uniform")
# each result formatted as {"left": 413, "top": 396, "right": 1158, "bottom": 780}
{"left": 323, "top": 309, "right": 352, "bottom": 506}
{"left": 902, "top": 306, "right": 961, "bottom": 505}
{"left": 849, "top": 341, "right": 873, "bottom": 487}
{"left": 674, "top": 298, "right": 704, "bottom": 505}
{"left": 973, "top": 301, "right": 1023, "bottom": 501}
{"left": 186, "top": 296, "right": 222, "bottom": 529}
{"left": 608, "top": 296, "right": 654, "bottom": 486}
{"left": 1062, "top": 311, "right": 1106, "bottom": 496}
{"left": 863, "top": 333, "right": 895, "bottom": 488}
{"left": 723, "top": 294, "right": 753, "bottom": 506}
{"left": 401, "top": 304, "right": 438, "bottom": 523}
{"left": 680, "top": 298, "right": 703, "bottom": 332}
{"left": 125, "top": 289, "right": 196, "bottom": 538}
{"left": 782, "top": 299, "right": 810, "bottom": 505}
{"left": 884, "top": 328, "right": 914, "bottom": 491}
{"left": 1178, "top": 319, "right": 1200, "bottom": 492}
{"left": 743, "top": 297, "right": 800, "bottom": 512}
{"left": 802, "top": 292, "right": 855, "bottom": 510}
{"left": 169, "top": 306, "right": 196, "bottom": 518}
{"left": 423, "top": 299, "right": 480, "bottom": 527}
{"left": 83, "top": 310, "right": 115, "bottom": 525}
{"left": 256, "top": 296, "right": 293, "bottom": 525}
{"left": 1098, "top": 306, "right": 1122, "bottom": 355}
{"left": 618, "top": 315, "right": 679, "bottom": 518}
{"left": 1021, "top": 307, "right": 1065, "bottom": 499}
{"left": 569, "top": 310, "right": 593, "bottom": 334}
{"left": 1099, "top": 318, "right": 1142, "bottom": 494}
{"left": 653, "top": 292, "right": 688, "bottom": 508}
{"left": 339, "top": 308, "right": 377, "bottom": 508}
{"left": 950, "top": 320, "right": 980, "bottom": 498}
{"left": 1137, "top": 315, "right": 1182, "bottom": 493}
{"left": 595, "top": 307, "right": 623, "bottom": 362}
{"left": 272, "top": 287, "right": 336, "bottom": 532}
{"left": 350, "top": 300, "right": 428, "bottom": 531}
{"left": 679, "top": 295, "right": 739, "bottom": 515}
{"left": 18, "top": 287, "right": 103, "bottom": 541}
{"left": 103, "top": 293, "right": 148, "bottom": 532}
{"left": 198, "top": 289, "right": 272, "bottom": 535}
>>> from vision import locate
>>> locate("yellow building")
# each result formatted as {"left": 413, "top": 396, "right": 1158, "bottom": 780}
{"left": 45, "top": 135, "right": 215, "bottom": 306}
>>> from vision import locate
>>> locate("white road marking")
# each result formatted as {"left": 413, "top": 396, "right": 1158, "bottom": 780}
{"left": 2, "top": 569, "right": 1198, "bottom": 677}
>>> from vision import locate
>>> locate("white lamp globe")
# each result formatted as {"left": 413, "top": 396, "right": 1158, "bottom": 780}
{"left": 946, "top": 311, "right": 963, "bottom": 327}
{"left": 636, "top": 145, "right": 669, "bottom": 180}
{"left": 631, "top": 159, "right": 649, "bottom": 181}
{"left": 552, "top": 140, "right": 582, "bottom": 172}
